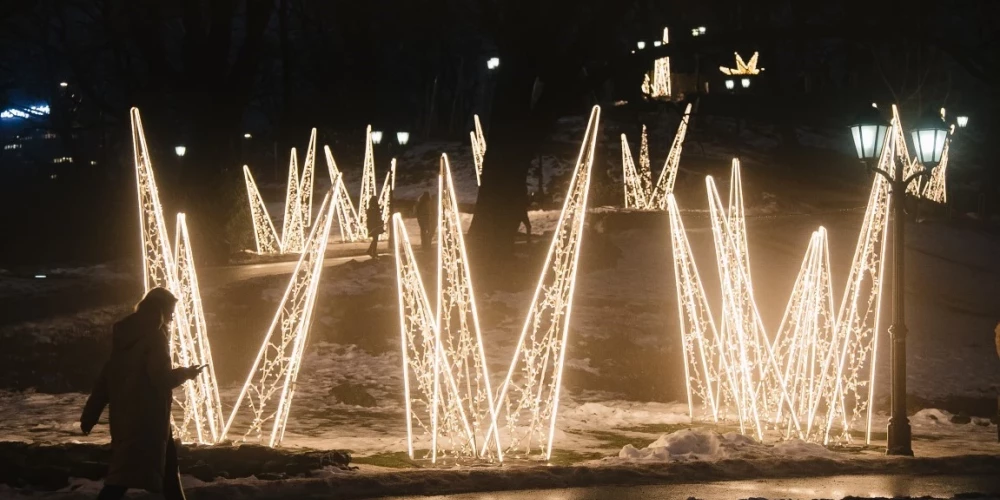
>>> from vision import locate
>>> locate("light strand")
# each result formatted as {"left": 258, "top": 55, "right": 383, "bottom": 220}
{"left": 471, "top": 115, "right": 486, "bottom": 186}
{"left": 324, "top": 145, "right": 365, "bottom": 242}
{"left": 299, "top": 128, "right": 318, "bottom": 228}
{"left": 281, "top": 148, "right": 305, "bottom": 253}
{"left": 357, "top": 125, "right": 378, "bottom": 238}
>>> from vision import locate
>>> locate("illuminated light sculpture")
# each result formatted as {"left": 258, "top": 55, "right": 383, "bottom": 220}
{"left": 377, "top": 159, "right": 398, "bottom": 238}
{"left": 281, "top": 149, "right": 305, "bottom": 253}
{"left": 299, "top": 128, "right": 318, "bottom": 228}
{"left": 393, "top": 106, "right": 601, "bottom": 462}
{"left": 486, "top": 105, "right": 601, "bottom": 460}
{"left": 621, "top": 103, "right": 692, "bottom": 210}
{"left": 173, "top": 214, "right": 225, "bottom": 444}
{"left": 357, "top": 125, "right": 378, "bottom": 237}
{"left": 719, "top": 51, "right": 763, "bottom": 75}
{"left": 223, "top": 189, "right": 339, "bottom": 447}
{"left": 131, "top": 107, "right": 223, "bottom": 444}
{"left": 393, "top": 212, "right": 475, "bottom": 461}
{"left": 324, "top": 145, "right": 365, "bottom": 242}
{"left": 243, "top": 166, "right": 282, "bottom": 254}
{"left": 921, "top": 125, "right": 953, "bottom": 203}
{"left": 669, "top": 148, "right": 892, "bottom": 444}
{"left": 471, "top": 115, "right": 487, "bottom": 186}
{"left": 641, "top": 28, "right": 672, "bottom": 98}
{"left": 649, "top": 103, "right": 692, "bottom": 209}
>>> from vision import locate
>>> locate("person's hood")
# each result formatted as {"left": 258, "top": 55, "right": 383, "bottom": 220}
{"left": 112, "top": 312, "right": 158, "bottom": 351}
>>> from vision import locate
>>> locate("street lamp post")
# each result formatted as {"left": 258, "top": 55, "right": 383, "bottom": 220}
{"left": 849, "top": 107, "right": 948, "bottom": 457}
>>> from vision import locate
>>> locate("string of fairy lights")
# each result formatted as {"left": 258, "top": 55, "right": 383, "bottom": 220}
{"left": 641, "top": 28, "right": 672, "bottom": 99}
{"left": 621, "top": 103, "right": 692, "bottom": 210}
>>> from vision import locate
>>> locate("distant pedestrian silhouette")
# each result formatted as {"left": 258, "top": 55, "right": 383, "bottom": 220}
{"left": 519, "top": 191, "right": 533, "bottom": 244}
{"left": 366, "top": 196, "right": 384, "bottom": 259}
{"left": 415, "top": 191, "right": 435, "bottom": 250}
{"left": 81, "top": 287, "right": 205, "bottom": 500}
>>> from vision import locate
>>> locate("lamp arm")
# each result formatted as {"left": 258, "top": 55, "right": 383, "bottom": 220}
{"left": 867, "top": 164, "right": 895, "bottom": 183}
{"left": 903, "top": 168, "right": 934, "bottom": 187}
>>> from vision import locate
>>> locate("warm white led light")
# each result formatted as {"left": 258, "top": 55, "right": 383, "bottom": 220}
{"left": 720, "top": 51, "right": 763, "bottom": 75}
{"left": 243, "top": 165, "right": 282, "bottom": 254}
{"left": 223, "top": 190, "right": 338, "bottom": 447}
{"left": 131, "top": 108, "right": 223, "bottom": 445}
{"left": 357, "top": 125, "right": 378, "bottom": 238}
{"left": 670, "top": 151, "right": 892, "bottom": 445}
{"left": 377, "top": 158, "right": 397, "bottom": 239}
{"left": 324, "top": 145, "right": 365, "bottom": 242}
{"left": 299, "top": 128, "right": 317, "bottom": 228}
{"left": 921, "top": 125, "right": 953, "bottom": 203}
{"left": 393, "top": 107, "right": 601, "bottom": 462}
{"left": 281, "top": 148, "right": 305, "bottom": 253}
{"left": 621, "top": 104, "right": 691, "bottom": 210}
{"left": 642, "top": 28, "right": 671, "bottom": 98}
{"left": 471, "top": 115, "right": 487, "bottom": 186}
{"left": 485, "top": 105, "right": 601, "bottom": 460}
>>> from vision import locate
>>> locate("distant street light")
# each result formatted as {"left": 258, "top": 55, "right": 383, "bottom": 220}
{"left": 487, "top": 57, "right": 500, "bottom": 70}
{"left": 59, "top": 82, "right": 68, "bottom": 88}
{"left": 741, "top": 78, "right": 751, "bottom": 88}
{"left": 698, "top": 26, "right": 707, "bottom": 34}
{"left": 849, "top": 106, "right": 948, "bottom": 458}
{"left": 691, "top": 29, "right": 700, "bottom": 36}
{"left": 244, "top": 133, "right": 252, "bottom": 139}
{"left": 636, "top": 41, "right": 646, "bottom": 50}
{"left": 725, "top": 79, "right": 735, "bottom": 90}
{"left": 371, "top": 130, "right": 383, "bottom": 145}
{"left": 175, "top": 146, "right": 187, "bottom": 157}
{"left": 956, "top": 115, "right": 969, "bottom": 128}
{"left": 653, "top": 41, "right": 662, "bottom": 47}
{"left": 396, "top": 131, "right": 410, "bottom": 146}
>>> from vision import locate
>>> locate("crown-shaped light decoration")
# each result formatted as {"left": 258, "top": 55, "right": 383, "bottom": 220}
{"left": 719, "top": 51, "right": 763, "bottom": 75}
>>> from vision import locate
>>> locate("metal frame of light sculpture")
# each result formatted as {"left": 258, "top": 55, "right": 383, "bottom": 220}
{"left": 131, "top": 107, "right": 223, "bottom": 445}
{"left": 357, "top": 125, "right": 378, "bottom": 237}
{"left": 174, "top": 213, "right": 226, "bottom": 444}
{"left": 889, "top": 105, "right": 924, "bottom": 197}
{"left": 299, "top": 128, "right": 318, "bottom": 228}
{"left": 621, "top": 104, "right": 691, "bottom": 210}
{"left": 223, "top": 188, "right": 338, "bottom": 447}
{"left": 719, "top": 51, "right": 763, "bottom": 75}
{"left": 281, "top": 149, "right": 305, "bottom": 253}
{"left": 323, "top": 145, "right": 365, "bottom": 242}
{"left": 642, "top": 28, "right": 671, "bottom": 98}
{"left": 378, "top": 158, "right": 398, "bottom": 239}
{"left": 485, "top": 105, "right": 600, "bottom": 460}
{"left": 471, "top": 114, "right": 487, "bottom": 186}
{"left": 243, "top": 165, "right": 283, "bottom": 254}
{"left": 669, "top": 150, "right": 892, "bottom": 445}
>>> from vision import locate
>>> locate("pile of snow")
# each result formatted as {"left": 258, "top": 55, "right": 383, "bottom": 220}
{"left": 618, "top": 428, "right": 835, "bottom": 462}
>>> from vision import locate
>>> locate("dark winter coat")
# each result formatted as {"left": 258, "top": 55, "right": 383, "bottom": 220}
{"left": 366, "top": 203, "right": 385, "bottom": 236}
{"left": 414, "top": 194, "right": 433, "bottom": 230}
{"left": 81, "top": 312, "right": 189, "bottom": 492}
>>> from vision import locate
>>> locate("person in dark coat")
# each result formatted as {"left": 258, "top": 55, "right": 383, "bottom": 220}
{"left": 366, "top": 196, "right": 384, "bottom": 259}
{"left": 414, "top": 191, "right": 435, "bottom": 250}
{"left": 80, "top": 287, "right": 205, "bottom": 500}
{"left": 518, "top": 191, "right": 533, "bottom": 244}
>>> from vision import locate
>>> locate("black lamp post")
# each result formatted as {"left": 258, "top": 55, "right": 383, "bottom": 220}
{"left": 849, "top": 107, "right": 948, "bottom": 456}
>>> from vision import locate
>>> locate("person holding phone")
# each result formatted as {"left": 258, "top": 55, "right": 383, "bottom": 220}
{"left": 80, "top": 287, "right": 206, "bottom": 500}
